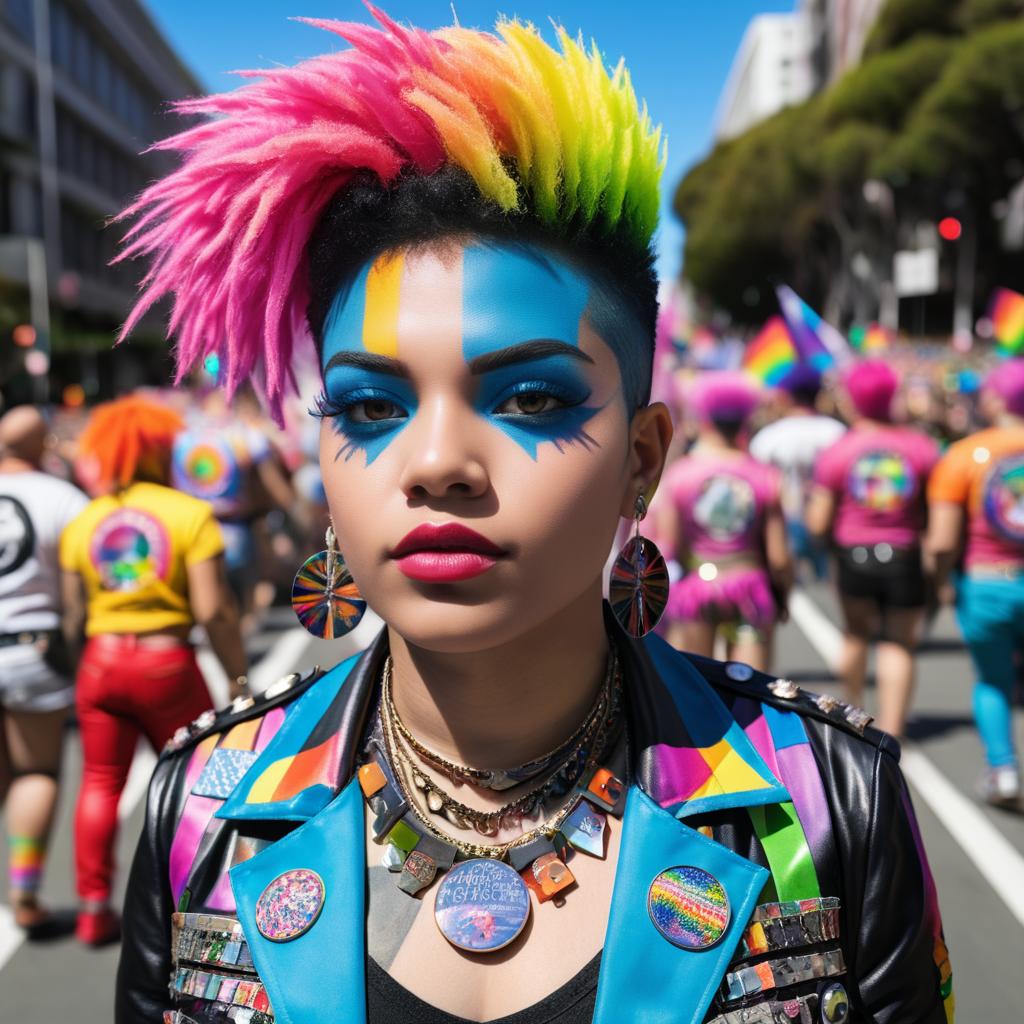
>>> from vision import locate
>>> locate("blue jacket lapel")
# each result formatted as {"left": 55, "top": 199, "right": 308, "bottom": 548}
{"left": 229, "top": 778, "right": 367, "bottom": 1024}
{"left": 593, "top": 786, "right": 769, "bottom": 1024}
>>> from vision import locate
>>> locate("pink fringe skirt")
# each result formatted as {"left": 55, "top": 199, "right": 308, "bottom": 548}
{"left": 666, "top": 566, "right": 777, "bottom": 630}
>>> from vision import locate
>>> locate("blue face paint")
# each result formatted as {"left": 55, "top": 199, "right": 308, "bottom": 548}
{"left": 461, "top": 244, "right": 590, "bottom": 363}
{"left": 463, "top": 244, "right": 604, "bottom": 457}
{"left": 474, "top": 356, "right": 603, "bottom": 459}
{"left": 315, "top": 367, "right": 416, "bottom": 465}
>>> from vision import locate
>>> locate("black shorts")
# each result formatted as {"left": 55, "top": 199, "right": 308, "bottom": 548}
{"left": 835, "top": 544, "right": 926, "bottom": 609}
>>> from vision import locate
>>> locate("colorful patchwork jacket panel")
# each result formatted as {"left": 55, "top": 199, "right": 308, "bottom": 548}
{"left": 115, "top": 625, "right": 953, "bottom": 1024}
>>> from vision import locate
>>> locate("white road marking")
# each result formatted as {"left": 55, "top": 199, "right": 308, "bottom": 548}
{"left": 0, "top": 906, "right": 20, "bottom": 973}
{"left": 788, "top": 587, "right": 1024, "bottom": 931}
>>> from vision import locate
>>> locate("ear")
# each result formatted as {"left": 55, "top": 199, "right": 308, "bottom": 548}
{"left": 621, "top": 402, "right": 674, "bottom": 518}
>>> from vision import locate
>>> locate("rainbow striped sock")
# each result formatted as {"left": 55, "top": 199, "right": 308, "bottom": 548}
{"left": 8, "top": 835, "right": 46, "bottom": 895}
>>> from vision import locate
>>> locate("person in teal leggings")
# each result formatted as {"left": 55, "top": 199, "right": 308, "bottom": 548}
{"left": 927, "top": 360, "right": 1024, "bottom": 809}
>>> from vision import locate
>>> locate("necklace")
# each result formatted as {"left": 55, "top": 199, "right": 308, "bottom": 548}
{"left": 381, "top": 657, "right": 615, "bottom": 836}
{"left": 359, "top": 648, "right": 630, "bottom": 954}
{"left": 387, "top": 654, "right": 615, "bottom": 792}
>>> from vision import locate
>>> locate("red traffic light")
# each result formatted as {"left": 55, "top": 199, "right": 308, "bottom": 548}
{"left": 938, "top": 217, "right": 962, "bottom": 241}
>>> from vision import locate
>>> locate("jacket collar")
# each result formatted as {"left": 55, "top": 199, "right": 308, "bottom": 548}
{"left": 221, "top": 624, "right": 789, "bottom": 825}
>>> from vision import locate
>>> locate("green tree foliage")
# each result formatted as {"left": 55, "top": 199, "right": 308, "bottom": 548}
{"left": 675, "top": 0, "right": 1024, "bottom": 322}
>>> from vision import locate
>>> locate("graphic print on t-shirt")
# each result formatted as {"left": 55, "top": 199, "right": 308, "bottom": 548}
{"left": 172, "top": 431, "right": 242, "bottom": 509}
{"left": 982, "top": 453, "right": 1024, "bottom": 544}
{"left": 692, "top": 474, "right": 756, "bottom": 542}
{"left": 89, "top": 508, "right": 170, "bottom": 591}
{"left": 847, "top": 451, "right": 915, "bottom": 512}
{"left": 0, "top": 495, "right": 35, "bottom": 577}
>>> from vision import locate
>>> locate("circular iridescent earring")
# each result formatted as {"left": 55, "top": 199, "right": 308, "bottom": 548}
{"left": 609, "top": 494, "right": 668, "bottom": 639}
{"left": 291, "top": 526, "right": 367, "bottom": 639}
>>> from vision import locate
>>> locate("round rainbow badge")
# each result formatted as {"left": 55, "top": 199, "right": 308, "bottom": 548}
{"left": 647, "top": 865, "right": 730, "bottom": 950}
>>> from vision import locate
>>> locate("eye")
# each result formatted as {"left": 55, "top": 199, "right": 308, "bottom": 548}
{"left": 347, "top": 398, "right": 406, "bottom": 423}
{"left": 494, "top": 391, "right": 563, "bottom": 416}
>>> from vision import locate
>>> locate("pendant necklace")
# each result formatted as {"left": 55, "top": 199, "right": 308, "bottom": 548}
{"left": 358, "top": 651, "right": 629, "bottom": 954}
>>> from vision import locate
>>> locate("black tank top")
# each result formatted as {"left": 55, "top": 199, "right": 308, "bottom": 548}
{"left": 366, "top": 953, "right": 601, "bottom": 1024}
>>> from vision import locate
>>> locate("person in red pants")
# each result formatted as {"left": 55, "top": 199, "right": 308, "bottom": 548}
{"left": 59, "top": 394, "right": 248, "bottom": 946}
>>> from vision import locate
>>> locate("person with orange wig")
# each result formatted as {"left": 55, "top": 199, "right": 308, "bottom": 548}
{"left": 59, "top": 394, "right": 247, "bottom": 945}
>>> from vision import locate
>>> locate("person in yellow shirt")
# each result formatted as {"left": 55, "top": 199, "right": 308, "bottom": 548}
{"left": 59, "top": 394, "right": 248, "bottom": 945}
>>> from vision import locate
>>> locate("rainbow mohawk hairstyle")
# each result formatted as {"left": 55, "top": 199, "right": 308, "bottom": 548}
{"left": 114, "top": 6, "right": 665, "bottom": 421}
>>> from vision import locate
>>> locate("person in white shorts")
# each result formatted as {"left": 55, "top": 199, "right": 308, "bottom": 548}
{"left": 0, "top": 406, "right": 87, "bottom": 933}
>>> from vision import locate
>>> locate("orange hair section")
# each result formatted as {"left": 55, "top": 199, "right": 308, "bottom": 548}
{"left": 78, "top": 394, "right": 184, "bottom": 491}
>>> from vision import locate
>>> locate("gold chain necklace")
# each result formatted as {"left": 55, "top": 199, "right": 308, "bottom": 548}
{"left": 377, "top": 654, "right": 623, "bottom": 861}
{"left": 381, "top": 657, "right": 613, "bottom": 836}
{"left": 387, "top": 653, "right": 614, "bottom": 791}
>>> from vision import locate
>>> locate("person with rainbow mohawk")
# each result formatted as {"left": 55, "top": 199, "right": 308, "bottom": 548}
{"left": 114, "top": 11, "right": 952, "bottom": 1024}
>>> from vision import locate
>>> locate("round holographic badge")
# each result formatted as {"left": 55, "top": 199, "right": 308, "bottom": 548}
{"left": 983, "top": 453, "right": 1024, "bottom": 543}
{"left": 291, "top": 549, "right": 366, "bottom": 639}
{"left": 255, "top": 868, "right": 325, "bottom": 942}
{"left": 434, "top": 859, "right": 531, "bottom": 953}
{"left": 647, "top": 865, "right": 730, "bottom": 950}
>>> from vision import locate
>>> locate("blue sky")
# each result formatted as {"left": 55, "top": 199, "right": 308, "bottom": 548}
{"left": 143, "top": 1, "right": 793, "bottom": 284}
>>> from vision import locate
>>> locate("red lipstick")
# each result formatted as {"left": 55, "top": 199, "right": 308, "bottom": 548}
{"left": 390, "top": 523, "right": 506, "bottom": 583}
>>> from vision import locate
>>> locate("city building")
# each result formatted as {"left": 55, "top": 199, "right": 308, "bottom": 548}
{"left": 801, "top": 0, "right": 886, "bottom": 89}
{"left": 714, "top": 12, "right": 813, "bottom": 142}
{"left": 0, "top": 0, "right": 200, "bottom": 402}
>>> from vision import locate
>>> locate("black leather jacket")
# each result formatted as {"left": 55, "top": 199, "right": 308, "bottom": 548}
{"left": 116, "top": 629, "right": 952, "bottom": 1024}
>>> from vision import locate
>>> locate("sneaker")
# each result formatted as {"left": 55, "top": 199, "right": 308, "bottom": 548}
{"left": 75, "top": 907, "right": 121, "bottom": 947}
{"left": 977, "top": 765, "right": 1022, "bottom": 809}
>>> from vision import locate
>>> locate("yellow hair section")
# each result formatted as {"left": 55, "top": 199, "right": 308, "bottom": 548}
{"left": 405, "top": 18, "right": 665, "bottom": 245}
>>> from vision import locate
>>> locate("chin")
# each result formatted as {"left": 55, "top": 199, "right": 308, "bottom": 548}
{"left": 364, "top": 564, "right": 602, "bottom": 653}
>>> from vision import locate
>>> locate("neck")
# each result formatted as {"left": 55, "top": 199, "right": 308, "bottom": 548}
{"left": 997, "top": 413, "right": 1024, "bottom": 429}
{"left": 388, "top": 585, "right": 610, "bottom": 771}
{"left": 0, "top": 456, "right": 37, "bottom": 473}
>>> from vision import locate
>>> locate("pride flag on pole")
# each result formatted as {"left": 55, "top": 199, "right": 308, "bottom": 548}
{"left": 742, "top": 316, "right": 799, "bottom": 385}
{"left": 776, "top": 285, "right": 851, "bottom": 369}
{"left": 989, "top": 287, "right": 1024, "bottom": 355}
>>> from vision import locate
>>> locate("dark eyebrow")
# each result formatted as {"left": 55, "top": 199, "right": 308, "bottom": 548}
{"left": 323, "top": 351, "right": 408, "bottom": 377}
{"left": 468, "top": 340, "right": 594, "bottom": 375}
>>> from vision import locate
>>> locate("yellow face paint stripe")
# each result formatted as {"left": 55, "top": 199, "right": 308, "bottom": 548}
{"left": 362, "top": 251, "right": 404, "bottom": 357}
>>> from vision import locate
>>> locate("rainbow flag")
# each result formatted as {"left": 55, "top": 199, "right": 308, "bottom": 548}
{"left": 989, "top": 287, "right": 1024, "bottom": 355}
{"left": 743, "top": 316, "right": 799, "bottom": 385}
{"left": 850, "top": 322, "right": 892, "bottom": 353}
{"left": 776, "top": 285, "right": 851, "bottom": 369}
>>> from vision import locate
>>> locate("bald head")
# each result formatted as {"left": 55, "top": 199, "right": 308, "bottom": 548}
{"left": 0, "top": 406, "right": 47, "bottom": 465}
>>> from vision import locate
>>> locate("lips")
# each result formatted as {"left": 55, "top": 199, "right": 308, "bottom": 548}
{"left": 390, "top": 523, "right": 506, "bottom": 583}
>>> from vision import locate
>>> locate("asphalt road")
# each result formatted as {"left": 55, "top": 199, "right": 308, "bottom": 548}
{"left": 0, "top": 591, "right": 1020, "bottom": 1022}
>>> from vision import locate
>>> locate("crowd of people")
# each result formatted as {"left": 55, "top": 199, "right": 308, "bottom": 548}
{"left": 651, "top": 353, "right": 1024, "bottom": 810}
{"left": 0, "top": 387, "right": 324, "bottom": 943}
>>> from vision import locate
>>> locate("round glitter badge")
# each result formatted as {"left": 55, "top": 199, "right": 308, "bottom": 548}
{"left": 647, "top": 865, "right": 730, "bottom": 950}
{"left": 434, "top": 859, "right": 531, "bottom": 953}
{"left": 255, "top": 868, "right": 325, "bottom": 942}
{"left": 291, "top": 549, "right": 366, "bottom": 639}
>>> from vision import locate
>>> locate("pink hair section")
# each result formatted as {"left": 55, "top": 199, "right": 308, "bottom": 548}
{"left": 985, "top": 358, "right": 1024, "bottom": 416}
{"left": 689, "top": 371, "right": 762, "bottom": 425}
{"left": 843, "top": 359, "right": 899, "bottom": 421}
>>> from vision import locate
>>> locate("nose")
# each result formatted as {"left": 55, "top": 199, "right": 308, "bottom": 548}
{"left": 398, "top": 394, "right": 490, "bottom": 501}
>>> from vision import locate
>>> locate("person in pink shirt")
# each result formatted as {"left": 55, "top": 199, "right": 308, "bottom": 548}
{"left": 659, "top": 372, "right": 792, "bottom": 670}
{"left": 807, "top": 360, "right": 940, "bottom": 737}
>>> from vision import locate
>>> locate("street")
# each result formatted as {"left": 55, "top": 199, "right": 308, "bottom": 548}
{"left": 0, "top": 587, "right": 1021, "bottom": 1021}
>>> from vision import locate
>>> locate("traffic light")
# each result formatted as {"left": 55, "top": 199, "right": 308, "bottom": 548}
{"left": 11, "top": 324, "right": 36, "bottom": 347}
{"left": 938, "top": 217, "right": 962, "bottom": 241}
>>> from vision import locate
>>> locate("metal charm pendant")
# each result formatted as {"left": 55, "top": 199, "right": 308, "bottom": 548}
{"left": 647, "top": 865, "right": 730, "bottom": 950}
{"left": 561, "top": 799, "right": 607, "bottom": 858}
{"left": 254, "top": 868, "right": 325, "bottom": 942}
{"left": 609, "top": 536, "right": 669, "bottom": 638}
{"left": 434, "top": 859, "right": 530, "bottom": 953}
{"left": 291, "top": 527, "right": 366, "bottom": 639}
